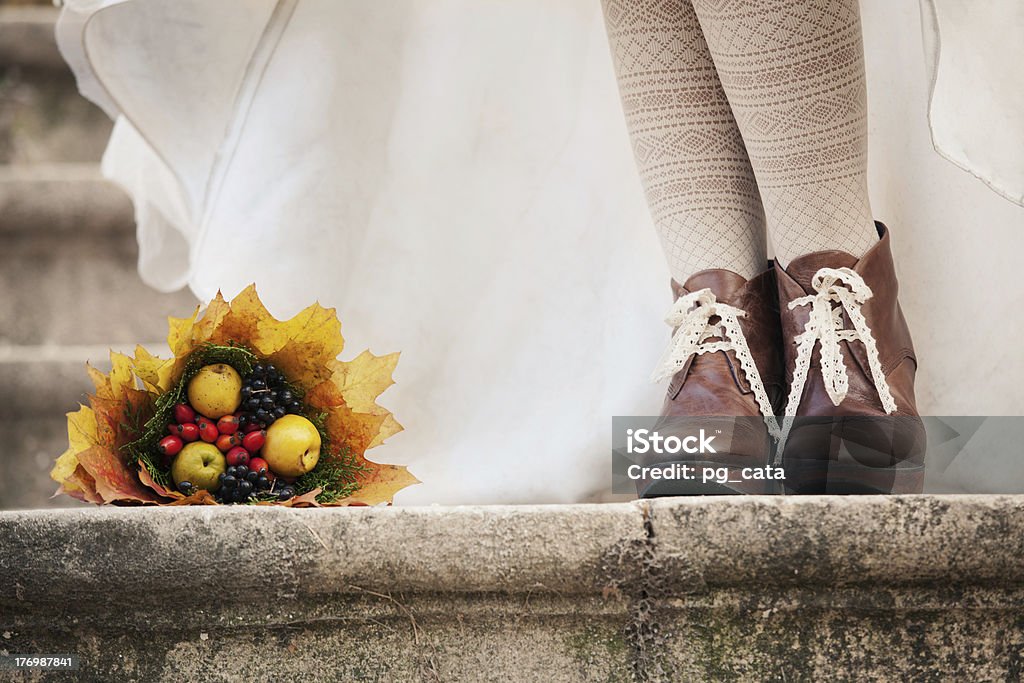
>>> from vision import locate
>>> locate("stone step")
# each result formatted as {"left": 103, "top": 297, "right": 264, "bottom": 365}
{"left": 0, "top": 7, "right": 63, "bottom": 71}
{"left": 0, "top": 67, "right": 112, "bottom": 164}
{"left": 0, "top": 348, "right": 145, "bottom": 418}
{"left": 0, "top": 165, "right": 197, "bottom": 346}
{"left": 0, "top": 164, "right": 131, "bottom": 234}
{"left": 0, "top": 415, "right": 87, "bottom": 510}
{"left": 0, "top": 7, "right": 112, "bottom": 164}
{"left": 0, "top": 496, "right": 1020, "bottom": 679}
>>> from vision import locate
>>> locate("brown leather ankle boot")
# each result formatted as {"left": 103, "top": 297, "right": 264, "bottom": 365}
{"left": 638, "top": 267, "right": 785, "bottom": 497}
{"left": 774, "top": 223, "right": 925, "bottom": 494}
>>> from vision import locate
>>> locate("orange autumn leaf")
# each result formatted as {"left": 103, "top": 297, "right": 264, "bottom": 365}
{"left": 52, "top": 284, "right": 418, "bottom": 506}
{"left": 52, "top": 353, "right": 162, "bottom": 504}
{"left": 335, "top": 464, "right": 420, "bottom": 507}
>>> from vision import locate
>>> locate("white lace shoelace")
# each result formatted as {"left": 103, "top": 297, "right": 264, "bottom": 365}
{"left": 652, "top": 288, "right": 782, "bottom": 440}
{"left": 775, "top": 267, "right": 898, "bottom": 459}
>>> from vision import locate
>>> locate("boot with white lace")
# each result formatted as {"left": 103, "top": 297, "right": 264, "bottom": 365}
{"left": 774, "top": 223, "right": 925, "bottom": 494}
{"left": 643, "top": 267, "right": 785, "bottom": 496}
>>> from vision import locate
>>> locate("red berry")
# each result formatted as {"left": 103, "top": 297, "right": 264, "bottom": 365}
{"left": 197, "top": 418, "right": 219, "bottom": 443}
{"left": 167, "top": 423, "right": 182, "bottom": 436}
{"left": 217, "top": 415, "right": 240, "bottom": 435}
{"left": 179, "top": 422, "right": 200, "bottom": 442}
{"left": 215, "top": 433, "right": 242, "bottom": 453}
{"left": 243, "top": 422, "right": 262, "bottom": 434}
{"left": 248, "top": 457, "right": 269, "bottom": 475}
{"left": 157, "top": 435, "right": 183, "bottom": 456}
{"left": 173, "top": 403, "right": 196, "bottom": 424}
{"left": 226, "top": 447, "right": 250, "bottom": 467}
{"left": 242, "top": 430, "right": 266, "bottom": 454}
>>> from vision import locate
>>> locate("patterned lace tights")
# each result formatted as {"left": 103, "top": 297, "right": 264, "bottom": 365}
{"left": 602, "top": 0, "right": 879, "bottom": 280}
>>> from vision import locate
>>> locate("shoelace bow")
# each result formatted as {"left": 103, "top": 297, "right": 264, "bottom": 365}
{"left": 652, "top": 288, "right": 781, "bottom": 440}
{"left": 775, "top": 267, "right": 898, "bottom": 459}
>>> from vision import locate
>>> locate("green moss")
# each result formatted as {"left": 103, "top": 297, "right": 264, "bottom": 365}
{"left": 564, "top": 624, "right": 631, "bottom": 682}
{"left": 293, "top": 445, "right": 369, "bottom": 503}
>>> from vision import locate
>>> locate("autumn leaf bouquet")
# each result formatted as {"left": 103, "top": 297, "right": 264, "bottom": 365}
{"left": 50, "top": 285, "right": 418, "bottom": 506}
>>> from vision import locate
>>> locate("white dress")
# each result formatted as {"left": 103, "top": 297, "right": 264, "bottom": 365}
{"left": 56, "top": 0, "right": 1024, "bottom": 501}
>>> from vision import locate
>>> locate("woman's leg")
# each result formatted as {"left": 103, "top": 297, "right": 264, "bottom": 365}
{"left": 690, "top": 0, "right": 879, "bottom": 266}
{"left": 603, "top": 1, "right": 786, "bottom": 497}
{"left": 601, "top": 0, "right": 766, "bottom": 282}
{"left": 689, "top": 0, "right": 923, "bottom": 493}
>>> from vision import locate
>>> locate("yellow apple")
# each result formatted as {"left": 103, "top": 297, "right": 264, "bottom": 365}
{"left": 263, "top": 415, "right": 321, "bottom": 477}
{"left": 187, "top": 364, "right": 242, "bottom": 419}
{"left": 171, "top": 442, "right": 226, "bottom": 492}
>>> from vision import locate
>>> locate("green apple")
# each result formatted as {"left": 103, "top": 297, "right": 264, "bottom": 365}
{"left": 263, "top": 415, "right": 321, "bottom": 477}
{"left": 172, "top": 442, "right": 226, "bottom": 492}
{"left": 187, "top": 364, "right": 242, "bottom": 419}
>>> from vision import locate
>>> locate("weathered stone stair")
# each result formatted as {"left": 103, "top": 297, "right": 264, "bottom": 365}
{"left": 0, "top": 4, "right": 197, "bottom": 509}
{"left": 2, "top": 496, "right": 1023, "bottom": 681}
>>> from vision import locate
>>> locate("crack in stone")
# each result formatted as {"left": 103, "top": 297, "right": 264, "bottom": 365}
{"left": 603, "top": 501, "right": 675, "bottom": 682}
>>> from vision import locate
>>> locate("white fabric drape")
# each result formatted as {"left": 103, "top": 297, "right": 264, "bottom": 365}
{"left": 920, "top": 0, "right": 1024, "bottom": 207}
{"left": 57, "top": 0, "right": 1024, "bottom": 501}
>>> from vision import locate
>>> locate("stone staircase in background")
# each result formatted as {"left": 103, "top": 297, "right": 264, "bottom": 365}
{"left": 0, "top": 4, "right": 197, "bottom": 509}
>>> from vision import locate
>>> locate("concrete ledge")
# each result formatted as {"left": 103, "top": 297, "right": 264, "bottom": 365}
{"left": 1, "top": 496, "right": 1023, "bottom": 680}
{"left": 648, "top": 495, "right": 1024, "bottom": 586}
{"left": 1, "top": 504, "right": 647, "bottom": 604}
